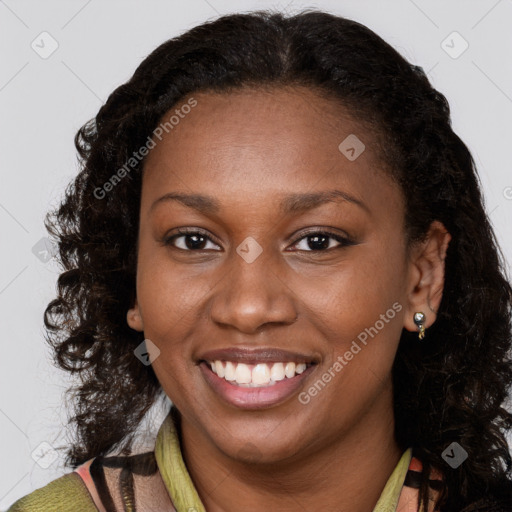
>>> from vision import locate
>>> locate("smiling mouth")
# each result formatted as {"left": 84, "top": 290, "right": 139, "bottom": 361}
{"left": 202, "top": 360, "right": 316, "bottom": 387}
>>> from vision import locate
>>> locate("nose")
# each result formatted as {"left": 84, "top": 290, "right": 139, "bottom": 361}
{"left": 209, "top": 249, "right": 298, "bottom": 334}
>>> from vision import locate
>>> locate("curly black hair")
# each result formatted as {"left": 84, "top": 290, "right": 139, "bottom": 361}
{"left": 44, "top": 9, "right": 512, "bottom": 511}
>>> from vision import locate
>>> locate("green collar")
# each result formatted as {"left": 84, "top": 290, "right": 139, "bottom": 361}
{"left": 373, "top": 447, "right": 413, "bottom": 511}
{"left": 154, "top": 409, "right": 412, "bottom": 512}
{"left": 154, "top": 409, "right": 206, "bottom": 512}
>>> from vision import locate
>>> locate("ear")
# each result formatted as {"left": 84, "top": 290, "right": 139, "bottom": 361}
{"left": 403, "top": 221, "right": 451, "bottom": 334}
{"left": 127, "top": 299, "right": 144, "bottom": 332}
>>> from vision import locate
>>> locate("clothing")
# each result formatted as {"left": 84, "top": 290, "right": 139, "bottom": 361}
{"left": 6, "top": 407, "right": 502, "bottom": 511}
{"left": 154, "top": 410, "right": 414, "bottom": 511}
{"left": 6, "top": 472, "right": 98, "bottom": 512}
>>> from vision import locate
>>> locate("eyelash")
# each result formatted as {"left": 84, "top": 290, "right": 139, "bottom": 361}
{"left": 161, "top": 227, "right": 355, "bottom": 253}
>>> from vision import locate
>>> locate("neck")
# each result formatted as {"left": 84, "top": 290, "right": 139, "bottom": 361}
{"left": 179, "top": 389, "right": 402, "bottom": 512}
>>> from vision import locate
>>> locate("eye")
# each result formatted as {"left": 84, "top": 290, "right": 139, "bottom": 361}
{"left": 162, "top": 228, "right": 354, "bottom": 253}
{"left": 289, "top": 230, "right": 354, "bottom": 252}
{"left": 162, "top": 228, "right": 221, "bottom": 251}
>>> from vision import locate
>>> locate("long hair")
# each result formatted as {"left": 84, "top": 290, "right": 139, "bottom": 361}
{"left": 44, "top": 10, "right": 512, "bottom": 510}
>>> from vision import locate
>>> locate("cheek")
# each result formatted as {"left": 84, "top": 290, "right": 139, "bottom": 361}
{"left": 302, "top": 247, "right": 405, "bottom": 330}
{"left": 136, "top": 245, "right": 212, "bottom": 339}
{"left": 302, "top": 245, "right": 406, "bottom": 381}
{"left": 135, "top": 256, "right": 205, "bottom": 398}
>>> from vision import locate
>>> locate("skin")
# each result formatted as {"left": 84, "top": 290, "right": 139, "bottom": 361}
{"left": 127, "top": 86, "right": 451, "bottom": 511}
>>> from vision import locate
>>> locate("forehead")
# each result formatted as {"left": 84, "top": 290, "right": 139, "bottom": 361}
{"left": 140, "top": 86, "right": 399, "bottom": 218}
{"left": 144, "top": 86, "right": 379, "bottom": 169}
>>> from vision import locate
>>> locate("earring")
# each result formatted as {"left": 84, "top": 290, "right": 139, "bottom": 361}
{"left": 413, "top": 312, "right": 426, "bottom": 340}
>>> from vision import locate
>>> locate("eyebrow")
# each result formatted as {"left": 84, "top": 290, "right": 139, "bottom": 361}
{"left": 150, "top": 189, "right": 369, "bottom": 216}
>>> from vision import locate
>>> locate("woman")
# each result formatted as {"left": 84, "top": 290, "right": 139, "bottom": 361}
{"left": 8, "top": 9, "right": 512, "bottom": 512}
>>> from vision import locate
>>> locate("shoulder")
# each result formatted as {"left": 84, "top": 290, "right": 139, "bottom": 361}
{"left": 75, "top": 451, "right": 175, "bottom": 511}
{"left": 405, "top": 453, "right": 512, "bottom": 512}
{"left": 93, "top": 451, "right": 175, "bottom": 511}
{"left": 7, "top": 452, "right": 174, "bottom": 512}
{"left": 6, "top": 471, "right": 98, "bottom": 512}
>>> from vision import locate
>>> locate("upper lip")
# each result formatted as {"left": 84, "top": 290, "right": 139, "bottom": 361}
{"left": 198, "top": 347, "right": 320, "bottom": 365}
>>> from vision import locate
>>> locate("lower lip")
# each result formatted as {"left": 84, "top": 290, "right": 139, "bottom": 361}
{"left": 199, "top": 362, "right": 316, "bottom": 410}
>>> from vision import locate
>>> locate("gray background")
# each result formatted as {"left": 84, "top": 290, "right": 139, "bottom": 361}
{"left": 1, "top": 0, "right": 511, "bottom": 508}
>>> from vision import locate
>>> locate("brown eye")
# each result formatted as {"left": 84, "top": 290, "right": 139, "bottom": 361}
{"left": 162, "top": 228, "right": 221, "bottom": 251}
{"left": 290, "top": 231, "right": 354, "bottom": 252}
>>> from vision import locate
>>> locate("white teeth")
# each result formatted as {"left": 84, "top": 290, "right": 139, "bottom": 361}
{"left": 284, "top": 362, "right": 296, "bottom": 378}
{"left": 224, "top": 361, "right": 236, "bottom": 381}
{"left": 215, "top": 360, "right": 225, "bottom": 378}
{"left": 270, "top": 362, "right": 285, "bottom": 381}
{"left": 296, "top": 363, "right": 306, "bottom": 374}
{"left": 207, "top": 360, "right": 310, "bottom": 386}
{"left": 234, "top": 363, "right": 252, "bottom": 384}
{"left": 252, "top": 363, "right": 271, "bottom": 385}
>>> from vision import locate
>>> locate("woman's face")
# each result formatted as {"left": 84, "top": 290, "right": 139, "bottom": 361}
{"left": 129, "top": 86, "right": 429, "bottom": 463}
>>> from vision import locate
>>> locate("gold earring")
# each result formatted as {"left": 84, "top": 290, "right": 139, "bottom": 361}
{"left": 413, "top": 312, "right": 426, "bottom": 340}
